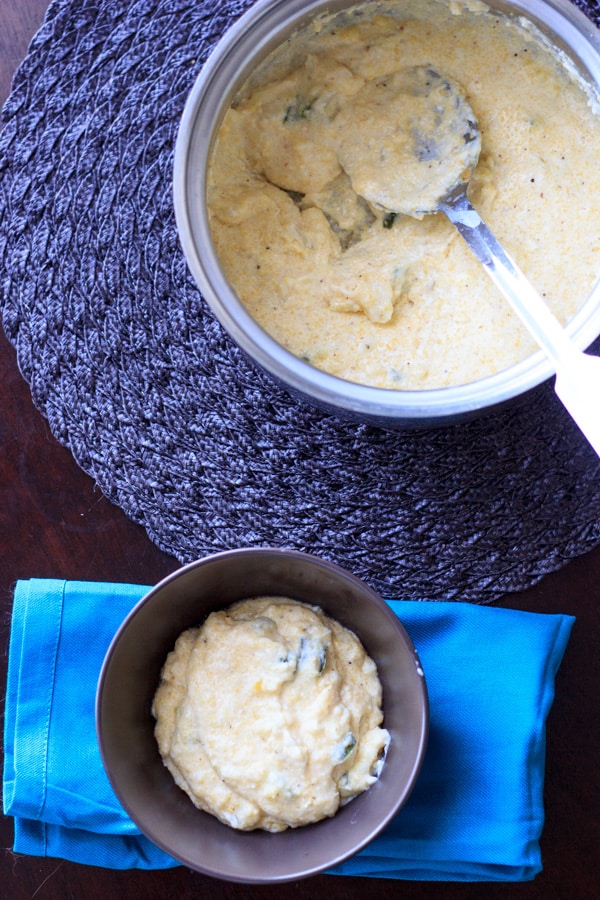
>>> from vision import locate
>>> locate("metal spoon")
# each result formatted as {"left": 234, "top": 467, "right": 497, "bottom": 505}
{"left": 336, "top": 66, "right": 600, "bottom": 456}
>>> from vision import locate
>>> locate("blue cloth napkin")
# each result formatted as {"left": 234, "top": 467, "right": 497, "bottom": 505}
{"left": 3, "top": 580, "right": 573, "bottom": 880}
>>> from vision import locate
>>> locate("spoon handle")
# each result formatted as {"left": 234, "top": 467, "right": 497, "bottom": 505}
{"left": 440, "top": 187, "right": 573, "bottom": 367}
{"left": 440, "top": 186, "right": 600, "bottom": 456}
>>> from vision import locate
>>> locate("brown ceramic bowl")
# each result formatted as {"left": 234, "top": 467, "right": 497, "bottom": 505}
{"left": 96, "top": 548, "right": 428, "bottom": 883}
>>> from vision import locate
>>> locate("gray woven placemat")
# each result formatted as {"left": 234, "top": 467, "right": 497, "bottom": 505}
{"left": 1, "top": 0, "right": 599, "bottom": 602}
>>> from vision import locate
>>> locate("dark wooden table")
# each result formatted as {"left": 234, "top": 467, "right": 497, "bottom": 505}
{"left": 1, "top": 2, "right": 599, "bottom": 898}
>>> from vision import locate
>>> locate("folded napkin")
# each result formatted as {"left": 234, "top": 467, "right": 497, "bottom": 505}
{"left": 3, "top": 580, "right": 573, "bottom": 881}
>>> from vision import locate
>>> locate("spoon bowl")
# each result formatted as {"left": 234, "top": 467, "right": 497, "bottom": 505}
{"left": 334, "top": 66, "right": 481, "bottom": 216}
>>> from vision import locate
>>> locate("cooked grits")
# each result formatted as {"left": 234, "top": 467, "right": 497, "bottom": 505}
{"left": 207, "top": 0, "right": 600, "bottom": 389}
{"left": 152, "top": 596, "right": 390, "bottom": 831}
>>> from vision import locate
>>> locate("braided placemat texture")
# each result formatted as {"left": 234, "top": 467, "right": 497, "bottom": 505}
{"left": 1, "top": 0, "right": 600, "bottom": 602}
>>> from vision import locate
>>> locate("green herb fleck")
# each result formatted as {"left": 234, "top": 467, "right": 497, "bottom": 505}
{"left": 334, "top": 732, "right": 357, "bottom": 763}
{"left": 383, "top": 212, "right": 397, "bottom": 229}
{"left": 283, "top": 98, "right": 313, "bottom": 123}
{"left": 297, "top": 635, "right": 328, "bottom": 675}
{"left": 318, "top": 644, "right": 328, "bottom": 674}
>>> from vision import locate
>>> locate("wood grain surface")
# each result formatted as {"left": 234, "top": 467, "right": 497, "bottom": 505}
{"left": 1, "top": 2, "right": 599, "bottom": 898}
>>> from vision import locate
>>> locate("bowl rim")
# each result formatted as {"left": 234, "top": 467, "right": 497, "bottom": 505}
{"left": 95, "top": 547, "right": 429, "bottom": 882}
{"left": 173, "top": 0, "right": 600, "bottom": 423}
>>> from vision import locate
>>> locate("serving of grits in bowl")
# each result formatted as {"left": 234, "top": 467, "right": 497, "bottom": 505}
{"left": 152, "top": 596, "right": 391, "bottom": 832}
{"left": 96, "top": 549, "right": 428, "bottom": 882}
{"left": 174, "top": 0, "right": 600, "bottom": 427}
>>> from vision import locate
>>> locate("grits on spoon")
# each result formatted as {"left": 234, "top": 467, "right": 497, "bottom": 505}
{"left": 337, "top": 65, "right": 600, "bottom": 456}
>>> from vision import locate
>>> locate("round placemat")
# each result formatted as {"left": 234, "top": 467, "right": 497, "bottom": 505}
{"left": 1, "top": 0, "right": 599, "bottom": 602}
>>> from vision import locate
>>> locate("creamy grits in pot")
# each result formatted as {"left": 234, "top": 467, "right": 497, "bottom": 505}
{"left": 206, "top": 0, "right": 600, "bottom": 390}
{"left": 152, "top": 596, "right": 390, "bottom": 831}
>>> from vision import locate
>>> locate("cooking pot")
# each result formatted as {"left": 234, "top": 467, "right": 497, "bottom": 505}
{"left": 173, "top": 0, "right": 600, "bottom": 428}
